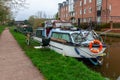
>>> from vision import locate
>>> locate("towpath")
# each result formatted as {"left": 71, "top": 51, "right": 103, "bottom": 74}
{"left": 0, "top": 28, "right": 44, "bottom": 80}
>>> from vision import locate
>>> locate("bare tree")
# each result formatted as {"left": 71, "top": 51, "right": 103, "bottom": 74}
{"left": 0, "top": 0, "right": 27, "bottom": 24}
{"left": 43, "top": 12, "right": 47, "bottom": 19}
{"left": 36, "top": 11, "right": 43, "bottom": 19}
{"left": 4, "top": 0, "right": 26, "bottom": 9}
{"left": 36, "top": 11, "right": 54, "bottom": 19}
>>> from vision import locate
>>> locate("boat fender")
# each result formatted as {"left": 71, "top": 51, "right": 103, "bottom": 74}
{"left": 89, "top": 40, "right": 103, "bottom": 53}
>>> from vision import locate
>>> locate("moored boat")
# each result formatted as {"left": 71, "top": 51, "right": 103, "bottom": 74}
{"left": 32, "top": 20, "right": 107, "bottom": 65}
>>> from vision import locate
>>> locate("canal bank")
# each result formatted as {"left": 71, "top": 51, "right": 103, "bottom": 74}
{"left": 10, "top": 27, "right": 106, "bottom": 80}
{"left": 97, "top": 31, "right": 120, "bottom": 38}
{"left": 9, "top": 26, "right": 120, "bottom": 80}
{"left": 0, "top": 26, "right": 6, "bottom": 34}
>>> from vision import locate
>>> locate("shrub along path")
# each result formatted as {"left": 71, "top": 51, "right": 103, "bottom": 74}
{"left": 0, "top": 28, "right": 44, "bottom": 80}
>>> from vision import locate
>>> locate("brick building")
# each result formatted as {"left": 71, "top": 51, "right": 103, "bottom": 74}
{"left": 101, "top": 0, "right": 120, "bottom": 22}
{"left": 58, "top": 0, "right": 120, "bottom": 23}
{"left": 58, "top": 1, "right": 69, "bottom": 21}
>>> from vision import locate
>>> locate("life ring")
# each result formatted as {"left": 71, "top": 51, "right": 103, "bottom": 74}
{"left": 89, "top": 40, "right": 103, "bottom": 53}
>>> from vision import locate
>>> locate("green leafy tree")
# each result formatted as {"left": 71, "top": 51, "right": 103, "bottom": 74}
{"left": 28, "top": 15, "right": 45, "bottom": 29}
{"left": 28, "top": 15, "right": 35, "bottom": 26}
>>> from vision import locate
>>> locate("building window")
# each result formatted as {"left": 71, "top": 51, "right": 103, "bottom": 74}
{"left": 97, "top": 6, "right": 101, "bottom": 10}
{"left": 73, "top": 12, "right": 75, "bottom": 16}
{"left": 97, "top": 17, "right": 101, "bottom": 22}
{"left": 80, "top": 1, "right": 82, "bottom": 6}
{"left": 80, "top": 10, "right": 82, "bottom": 15}
{"left": 83, "top": 18, "right": 86, "bottom": 22}
{"left": 89, "top": 7, "right": 92, "bottom": 13}
{"left": 84, "top": 9, "right": 86, "bottom": 14}
{"left": 52, "top": 32, "right": 71, "bottom": 42}
{"left": 97, "top": 0, "right": 102, "bottom": 5}
{"left": 84, "top": 0, "right": 86, "bottom": 5}
{"left": 109, "top": 4, "right": 112, "bottom": 11}
{"left": 66, "top": 14, "right": 68, "bottom": 17}
{"left": 89, "top": 0, "right": 92, "bottom": 3}
{"left": 68, "top": 0, "right": 74, "bottom": 12}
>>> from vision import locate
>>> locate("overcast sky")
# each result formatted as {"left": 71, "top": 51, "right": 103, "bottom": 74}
{"left": 14, "top": 0, "right": 65, "bottom": 21}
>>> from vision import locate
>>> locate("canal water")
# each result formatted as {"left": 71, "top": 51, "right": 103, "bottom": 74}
{"left": 86, "top": 37, "right": 120, "bottom": 80}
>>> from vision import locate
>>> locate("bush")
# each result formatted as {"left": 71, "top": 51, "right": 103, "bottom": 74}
{"left": 100, "top": 23, "right": 110, "bottom": 29}
{"left": 75, "top": 22, "right": 97, "bottom": 30}
{"left": 0, "top": 25, "right": 6, "bottom": 34}
{"left": 94, "top": 23, "right": 110, "bottom": 31}
{"left": 113, "top": 22, "right": 120, "bottom": 28}
{"left": 75, "top": 22, "right": 91, "bottom": 29}
{"left": 75, "top": 22, "right": 120, "bottom": 31}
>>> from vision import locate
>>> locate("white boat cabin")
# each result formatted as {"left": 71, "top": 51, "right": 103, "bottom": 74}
{"left": 35, "top": 20, "right": 100, "bottom": 45}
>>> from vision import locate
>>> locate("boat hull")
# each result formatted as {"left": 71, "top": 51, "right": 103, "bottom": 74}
{"left": 50, "top": 41, "right": 106, "bottom": 58}
{"left": 33, "top": 37, "right": 106, "bottom": 58}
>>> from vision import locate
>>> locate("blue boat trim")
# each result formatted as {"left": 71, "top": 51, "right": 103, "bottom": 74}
{"left": 88, "top": 58, "right": 99, "bottom": 66}
{"left": 74, "top": 47, "right": 100, "bottom": 66}
{"left": 74, "top": 48, "right": 85, "bottom": 58}
{"left": 92, "top": 44, "right": 107, "bottom": 48}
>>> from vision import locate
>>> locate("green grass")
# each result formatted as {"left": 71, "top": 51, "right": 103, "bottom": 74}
{"left": 10, "top": 27, "right": 105, "bottom": 80}
{"left": 0, "top": 26, "right": 6, "bottom": 34}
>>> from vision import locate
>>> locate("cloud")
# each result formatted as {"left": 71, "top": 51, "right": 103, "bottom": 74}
{"left": 15, "top": 0, "right": 65, "bottom": 20}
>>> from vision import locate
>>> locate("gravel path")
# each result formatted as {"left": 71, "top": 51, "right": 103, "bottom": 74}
{"left": 0, "top": 28, "right": 45, "bottom": 80}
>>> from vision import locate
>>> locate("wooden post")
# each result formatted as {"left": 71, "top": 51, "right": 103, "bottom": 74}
{"left": 110, "top": 21, "right": 113, "bottom": 29}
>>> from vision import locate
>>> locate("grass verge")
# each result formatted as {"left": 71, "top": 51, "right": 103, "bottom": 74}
{"left": 10, "top": 27, "right": 105, "bottom": 80}
{"left": 0, "top": 25, "right": 6, "bottom": 34}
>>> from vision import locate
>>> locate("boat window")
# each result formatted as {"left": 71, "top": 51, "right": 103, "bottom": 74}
{"left": 36, "top": 30, "right": 44, "bottom": 38}
{"left": 62, "top": 34, "right": 70, "bottom": 42}
{"left": 84, "top": 32, "right": 94, "bottom": 41}
{"left": 52, "top": 32, "right": 71, "bottom": 42}
{"left": 71, "top": 33, "right": 83, "bottom": 43}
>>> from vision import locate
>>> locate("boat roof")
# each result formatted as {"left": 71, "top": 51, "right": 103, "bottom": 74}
{"left": 45, "top": 20, "right": 72, "bottom": 28}
{"left": 51, "top": 28, "right": 89, "bottom": 35}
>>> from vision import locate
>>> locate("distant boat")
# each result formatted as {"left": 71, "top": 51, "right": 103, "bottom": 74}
{"left": 15, "top": 24, "right": 33, "bottom": 35}
{"left": 32, "top": 20, "right": 107, "bottom": 65}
